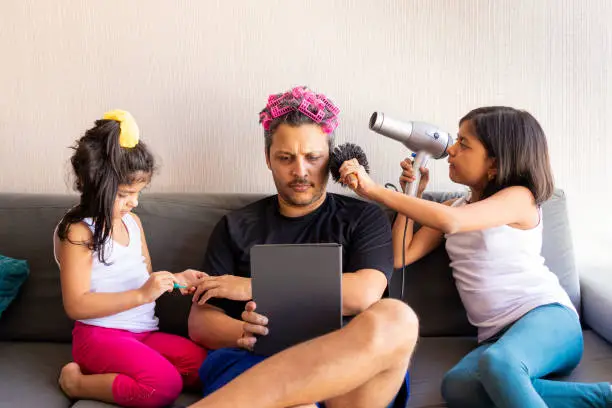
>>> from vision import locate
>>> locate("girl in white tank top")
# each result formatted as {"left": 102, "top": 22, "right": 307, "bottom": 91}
{"left": 53, "top": 212, "right": 160, "bottom": 332}
{"left": 340, "top": 107, "right": 612, "bottom": 407}
{"left": 54, "top": 110, "right": 207, "bottom": 407}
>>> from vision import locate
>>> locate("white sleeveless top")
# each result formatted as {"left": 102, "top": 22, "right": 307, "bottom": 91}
{"left": 444, "top": 195, "right": 576, "bottom": 342}
{"left": 53, "top": 213, "right": 159, "bottom": 333}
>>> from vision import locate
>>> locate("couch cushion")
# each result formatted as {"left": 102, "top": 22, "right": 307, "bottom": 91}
{"left": 580, "top": 267, "right": 612, "bottom": 345}
{"left": 407, "top": 336, "right": 475, "bottom": 407}
{"left": 70, "top": 392, "right": 201, "bottom": 408}
{"left": 0, "top": 341, "right": 202, "bottom": 408}
{"left": 564, "top": 330, "right": 612, "bottom": 383}
{"left": 540, "top": 190, "right": 581, "bottom": 312}
{"left": 0, "top": 341, "right": 72, "bottom": 407}
{"left": 0, "top": 194, "right": 77, "bottom": 342}
{"left": 2, "top": 332, "right": 608, "bottom": 408}
{"left": 406, "top": 330, "right": 612, "bottom": 408}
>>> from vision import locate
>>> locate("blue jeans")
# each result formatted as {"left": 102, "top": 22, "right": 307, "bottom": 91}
{"left": 442, "top": 303, "right": 612, "bottom": 408}
{"left": 199, "top": 347, "right": 410, "bottom": 408}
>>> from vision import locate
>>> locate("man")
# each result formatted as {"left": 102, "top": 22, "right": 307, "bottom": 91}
{"left": 187, "top": 86, "right": 418, "bottom": 408}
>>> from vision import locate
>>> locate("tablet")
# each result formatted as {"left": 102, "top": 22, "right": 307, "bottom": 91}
{"left": 250, "top": 243, "right": 343, "bottom": 357}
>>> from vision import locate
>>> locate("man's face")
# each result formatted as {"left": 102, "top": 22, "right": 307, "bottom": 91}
{"left": 266, "top": 123, "right": 330, "bottom": 209}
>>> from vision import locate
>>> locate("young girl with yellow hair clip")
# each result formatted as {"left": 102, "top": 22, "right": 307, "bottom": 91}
{"left": 54, "top": 110, "right": 207, "bottom": 407}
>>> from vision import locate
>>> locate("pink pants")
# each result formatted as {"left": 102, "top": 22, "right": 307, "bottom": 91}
{"left": 72, "top": 322, "right": 207, "bottom": 407}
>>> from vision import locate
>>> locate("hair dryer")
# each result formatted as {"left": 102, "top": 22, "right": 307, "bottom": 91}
{"left": 369, "top": 112, "right": 454, "bottom": 196}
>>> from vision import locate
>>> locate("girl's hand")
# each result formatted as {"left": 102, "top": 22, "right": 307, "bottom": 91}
{"left": 399, "top": 157, "right": 429, "bottom": 197}
{"left": 139, "top": 271, "right": 177, "bottom": 303}
{"left": 339, "top": 159, "right": 379, "bottom": 199}
{"left": 174, "top": 269, "right": 208, "bottom": 295}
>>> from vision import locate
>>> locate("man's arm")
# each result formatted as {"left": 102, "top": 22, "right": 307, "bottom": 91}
{"left": 188, "top": 304, "right": 243, "bottom": 350}
{"left": 342, "top": 269, "right": 388, "bottom": 316}
{"left": 342, "top": 204, "right": 394, "bottom": 316}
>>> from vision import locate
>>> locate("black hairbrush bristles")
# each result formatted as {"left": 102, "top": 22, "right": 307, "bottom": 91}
{"left": 329, "top": 143, "right": 370, "bottom": 184}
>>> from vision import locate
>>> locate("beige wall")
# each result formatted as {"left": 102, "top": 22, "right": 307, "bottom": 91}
{"left": 1, "top": 0, "right": 611, "bottom": 270}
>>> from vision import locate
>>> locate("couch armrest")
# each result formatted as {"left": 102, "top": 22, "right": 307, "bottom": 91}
{"left": 580, "top": 268, "right": 612, "bottom": 344}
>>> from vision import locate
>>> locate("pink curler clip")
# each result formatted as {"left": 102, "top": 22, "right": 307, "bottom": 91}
{"left": 271, "top": 104, "right": 294, "bottom": 118}
{"left": 260, "top": 112, "right": 272, "bottom": 130}
{"left": 267, "top": 94, "right": 285, "bottom": 108}
{"left": 292, "top": 87, "right": 306, "bottom": 99}
{"left": 322, "top": 117, "right": 339, "bottom": 133}
{"left": 260, "top": 86, "right": 340, "bottom": 134}
{"left": 298, "top": 99, "right": 325, "bottom": 123}
{"left": 321, "top": 96, "right": 340, "bottom": 115}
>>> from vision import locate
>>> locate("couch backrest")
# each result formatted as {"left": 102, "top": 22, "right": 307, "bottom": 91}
{"left": 390, "top": 190, "right": 580, "bottom": 337}
{"left": 0, "top": 190, "right": 579, "bottom": 341}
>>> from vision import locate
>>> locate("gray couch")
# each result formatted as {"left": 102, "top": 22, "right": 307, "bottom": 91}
{"left": 0, "top": 191, "right": 611, "bottom": 408}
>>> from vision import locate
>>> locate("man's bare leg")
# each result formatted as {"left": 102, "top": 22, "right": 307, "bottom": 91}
{"left": 188, "top": 299, "right": 418, "bottom": 408}
{"left": 324, "top": 351, "right": 410, "bottom": 408}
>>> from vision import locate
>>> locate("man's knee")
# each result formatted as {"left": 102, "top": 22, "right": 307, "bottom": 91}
{"left": 358, "top": 299, "right": 419, "bottom": 355}
{"left": 369, "top": 298, "right": 419, "bottom": 336}
{"left": 441, "top": 369, "right": 484, "bottom": 407}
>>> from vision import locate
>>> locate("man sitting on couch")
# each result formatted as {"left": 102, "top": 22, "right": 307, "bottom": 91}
{"left": 187, "top": 86, "right": 419, "bottom": 408}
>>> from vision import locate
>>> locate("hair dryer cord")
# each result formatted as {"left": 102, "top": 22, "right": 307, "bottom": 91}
{"left": 385, "top": 182, "right": 407, "bottom": 301}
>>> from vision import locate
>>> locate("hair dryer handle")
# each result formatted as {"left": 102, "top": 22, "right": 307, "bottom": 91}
{"left": 405, "top": 152, "right": 430, "bottom": 196}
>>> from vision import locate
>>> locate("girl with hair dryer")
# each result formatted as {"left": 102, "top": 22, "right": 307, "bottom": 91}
{"left": 340, "top": 106, "right": 612, "bottom": 408}
{"left": 54, "top": 110, "right": 207, "bottom": 407}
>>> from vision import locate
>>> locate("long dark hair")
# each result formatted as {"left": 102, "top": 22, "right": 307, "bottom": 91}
{"left": 57, "top": 119, "right": 155, "bottom": 263}
{"left": 460, "top": 106, "right": 554, "bottom": 205}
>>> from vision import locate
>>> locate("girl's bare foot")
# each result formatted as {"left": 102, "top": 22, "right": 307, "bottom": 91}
{"left": 58, "top": 362, "right": 83, "bottom": 398}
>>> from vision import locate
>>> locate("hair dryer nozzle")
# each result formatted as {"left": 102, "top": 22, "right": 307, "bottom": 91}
{"left": 369, "top": 112, "right": 453, "bottom": 159}
{"left": 369, "top": 112, "right": 414, "bottom": 146}
{"left": 368, "top": 112, "right": 383, "bottom": 131}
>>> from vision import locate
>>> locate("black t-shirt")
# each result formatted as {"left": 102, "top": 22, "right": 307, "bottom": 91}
{"left": 202, "top": 193, "right": 393, "bottom": 321}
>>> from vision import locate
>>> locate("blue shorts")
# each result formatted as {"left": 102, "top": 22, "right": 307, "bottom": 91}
{"left": 199, "top": 348, "right": 410, "bottom": 408}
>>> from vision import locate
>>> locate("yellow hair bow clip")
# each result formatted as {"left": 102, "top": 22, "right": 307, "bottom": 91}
{"left": 102, "top": 109, "right": 140, "bottom": 148}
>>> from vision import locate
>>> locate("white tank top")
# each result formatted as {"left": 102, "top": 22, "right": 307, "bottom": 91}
{"left": 53, "top": 213, "right": 159, "bottom": 333}
{"left": 445, "top": 195, "right": 576, "bottom": 342}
